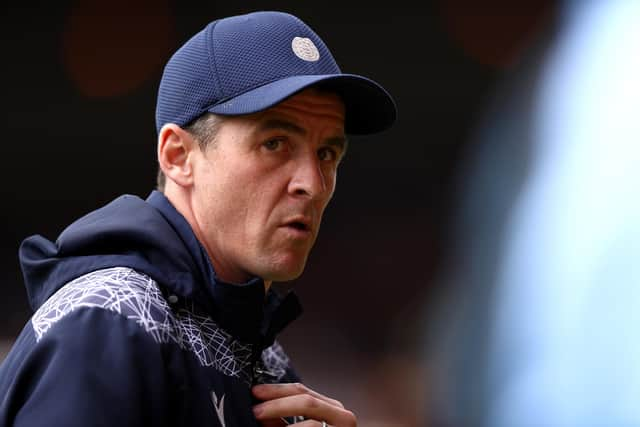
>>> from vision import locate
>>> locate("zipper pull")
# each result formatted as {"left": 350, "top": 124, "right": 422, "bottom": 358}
{"left": 253, "top": 366, "right": 279, "bottom": 381}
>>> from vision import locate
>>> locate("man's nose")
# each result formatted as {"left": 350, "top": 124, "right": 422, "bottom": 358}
{"left": 288, "top": 155, "right": 326, "bottom": 199}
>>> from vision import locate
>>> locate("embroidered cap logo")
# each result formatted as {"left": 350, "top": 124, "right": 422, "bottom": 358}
{"left": 291, "top": 37, "right": 320, "bottom": 61}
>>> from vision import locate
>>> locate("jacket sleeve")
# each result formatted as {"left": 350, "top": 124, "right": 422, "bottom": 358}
{"left": 3, "top": 307, "right": 181, "bottom": 427}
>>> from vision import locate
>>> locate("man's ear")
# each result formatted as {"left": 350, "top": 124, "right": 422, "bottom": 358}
{"left": 157, "top": 123, "right": 197, "bottom": 187}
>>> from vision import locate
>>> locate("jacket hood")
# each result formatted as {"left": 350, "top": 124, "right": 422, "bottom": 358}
{"left": 19, "top": 191, "right": 301, "bottom": 344}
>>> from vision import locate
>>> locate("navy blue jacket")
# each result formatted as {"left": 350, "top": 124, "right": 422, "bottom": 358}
{"left": 0, "top": 191, "right": 303, "bottom": 426}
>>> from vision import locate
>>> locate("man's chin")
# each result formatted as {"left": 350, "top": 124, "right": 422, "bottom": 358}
{"left": 260, "top": 259, "right": 308, "bottom": 283}
{"left": 266, "top": 268, "right": 305, "bottom": 283}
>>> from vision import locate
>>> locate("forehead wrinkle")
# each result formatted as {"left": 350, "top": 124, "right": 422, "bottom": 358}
{"left": 248, "top": 93, "right": 346, "bottom": 144}
{"left": 274, "top": 101, "right": 345, "bottom": 122}
{"left": 257, "top": 118, "right": 307, "bottom": 136}
{"left": 254, "top": 112, "right": 346, "bottom": 144}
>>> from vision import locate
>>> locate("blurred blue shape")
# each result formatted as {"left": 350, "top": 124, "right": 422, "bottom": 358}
{"left": 429, "top": 1, "right": 640, "bottom": 426}
{"left": 486, "top": 1, "right": 640, "bottom": 426}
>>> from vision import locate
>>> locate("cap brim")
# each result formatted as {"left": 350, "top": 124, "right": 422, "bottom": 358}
{"left": 207, "top": 74, "right": 397, "bottom": 135}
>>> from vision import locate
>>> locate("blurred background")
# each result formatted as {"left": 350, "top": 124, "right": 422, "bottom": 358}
{"left": 0, "top": 1, "right": 565, "bottom": 426}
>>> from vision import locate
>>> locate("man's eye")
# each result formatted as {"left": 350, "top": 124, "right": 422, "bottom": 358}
{"left": 263, "top": 139, "right": 283, "bottom": 151}
{"left": 318, "top": 147, "right": 338, "bottom": 161}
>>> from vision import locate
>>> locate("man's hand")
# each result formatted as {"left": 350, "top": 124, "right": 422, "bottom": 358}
{"left": 252, "top": 383, "right": 357, "bottom": 426}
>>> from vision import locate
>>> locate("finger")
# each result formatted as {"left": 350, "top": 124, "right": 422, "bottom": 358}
{"left": 253, "top": 394, "right": 356, "bottom": 427}
{"left": 259, "top": 419, "right": 288, "bottom": 427}
{"left": 252, "top": 383, "right": 344, "bottom": 408}
{"left": 292, "top": 421, "right": 327, "bottom": 426}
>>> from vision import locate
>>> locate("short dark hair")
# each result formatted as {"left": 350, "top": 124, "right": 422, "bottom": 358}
{"left": 156, "top": 113, "right": 224, "bottom": 191}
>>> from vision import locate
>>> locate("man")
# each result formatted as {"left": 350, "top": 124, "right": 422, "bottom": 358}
{"left": 0, "top": 11, "right": 396, "bottom": 427}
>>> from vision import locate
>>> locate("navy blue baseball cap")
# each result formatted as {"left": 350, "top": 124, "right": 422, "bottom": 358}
{"left": 155, "top": 11, "right": 396, "bottom": 135}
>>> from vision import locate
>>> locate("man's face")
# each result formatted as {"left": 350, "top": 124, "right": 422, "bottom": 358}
{"left": 190, "top": 88, "right": 346, "bottom": 284}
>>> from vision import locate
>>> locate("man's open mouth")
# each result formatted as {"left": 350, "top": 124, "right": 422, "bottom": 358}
{"left": 287, "top": 221, "right": 309, "bottom": 231}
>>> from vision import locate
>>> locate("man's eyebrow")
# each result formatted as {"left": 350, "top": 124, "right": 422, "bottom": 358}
{"left": 258, "top": 118, "right": 348, "bottom": 152}
{"left": 326, "top": 136, "right": 349, "bottom": 154}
